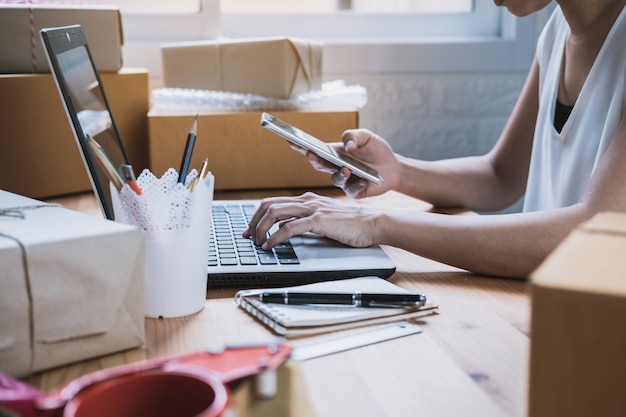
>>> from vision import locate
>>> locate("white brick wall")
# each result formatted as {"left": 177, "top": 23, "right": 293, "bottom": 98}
{"left": 336, "top": 72, "right": 525, "bottom": 161}
{"left": 327, "top": 72, "right": 527, "bottom": 213}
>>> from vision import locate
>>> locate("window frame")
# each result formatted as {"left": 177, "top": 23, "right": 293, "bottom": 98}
{"left": 322, "top": 13, "right": 535, "bottom": 74}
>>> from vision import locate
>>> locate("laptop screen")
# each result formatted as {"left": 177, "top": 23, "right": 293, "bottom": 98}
{"left": 41, "top": 25, "right": 128, "bottom": 219}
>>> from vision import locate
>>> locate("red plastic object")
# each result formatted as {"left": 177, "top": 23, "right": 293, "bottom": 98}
{"left": 0, "top": 342, "right": 291, "bottom": 417}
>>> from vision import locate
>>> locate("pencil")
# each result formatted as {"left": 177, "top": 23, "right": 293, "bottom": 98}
{"left": 178, "top": 114, "right": 198, "bottom": 184}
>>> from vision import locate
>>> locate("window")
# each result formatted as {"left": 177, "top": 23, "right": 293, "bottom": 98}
{"left": 219, "top": 0, "right": 498, "bottom": 39}
{"left": 72, "top": 0, "right": 471, "bottom": 14}
{"left": 61, "top": 0, "right": 535, "bottom": 77}
{"left": 221, "top": 0, "right": 472, "bottom": 13}
{"left": 48, "top": 0, "right": 200, "bottom": 14}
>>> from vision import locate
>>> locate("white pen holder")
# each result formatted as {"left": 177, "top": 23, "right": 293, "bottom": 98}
{"left": 112, "top": 168, "right": 214, "bottom": 318}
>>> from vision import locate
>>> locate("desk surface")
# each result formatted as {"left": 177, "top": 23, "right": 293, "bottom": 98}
{"left": 32, "top": 189, "right": 530, "bottom": 417}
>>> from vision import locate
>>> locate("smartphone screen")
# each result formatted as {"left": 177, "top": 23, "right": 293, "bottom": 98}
{"left": 260, "top": 113, "right": 383, "bottom": 186}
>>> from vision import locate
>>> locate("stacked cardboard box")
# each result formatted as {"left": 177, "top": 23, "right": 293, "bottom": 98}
{"left": 0, "top": 4, "right": 149, "bottom": 200}
{"left": 157, "top": 36, "right": 364, "bottom": 190}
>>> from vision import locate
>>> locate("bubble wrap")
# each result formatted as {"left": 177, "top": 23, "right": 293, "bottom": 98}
{"left": 149, "top": 80, "right": 368, "bottom": 114}
{"left": 111, "top": 168, "right": 214, "bottom": 231}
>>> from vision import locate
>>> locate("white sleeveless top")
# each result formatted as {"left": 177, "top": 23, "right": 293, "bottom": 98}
{"left": 523, "top": 6, "right": 626, "bottom": 212}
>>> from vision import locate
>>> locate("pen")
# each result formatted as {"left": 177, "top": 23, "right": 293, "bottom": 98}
{"left": 258, "top": 291, "right": 427, "bottom": 308}
{"left": 178, "top": 114, "right": 198, "bottom": 184}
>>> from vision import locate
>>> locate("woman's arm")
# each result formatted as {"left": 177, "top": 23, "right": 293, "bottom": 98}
{"left": 379, "top": 108, "right": 626, "bottom": 278}
{"left": 246, "top": 60, "right": 626, "bottom": 278}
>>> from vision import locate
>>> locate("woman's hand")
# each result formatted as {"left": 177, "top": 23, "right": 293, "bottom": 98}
{"left": 302, "top": 129, "right": 402, "bottom": 199}
{"left": 242, "top": 192, "right": 379, "bottom": 250}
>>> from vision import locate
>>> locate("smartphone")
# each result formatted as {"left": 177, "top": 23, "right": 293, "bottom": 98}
{"left": 260, "top": 112, "right": 383, "bottom": 186}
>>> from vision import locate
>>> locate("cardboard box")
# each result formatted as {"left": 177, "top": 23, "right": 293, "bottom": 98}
{"left": 0, "top": 190, "right": 145, "bottom": 378}
{"left": 161, "top": 37, "right": 322, "bottom": 99}
{"left": 0, "top": 68, "right": 150, "bottom": 199}
{"left": 148, "top": 110, "right": 358, "bottom": 190}
{"left": 529, "top": 212, "right": 626, "bottom": 417}
{"left": 0, "top": 3, "right": 123, "bottom": 73}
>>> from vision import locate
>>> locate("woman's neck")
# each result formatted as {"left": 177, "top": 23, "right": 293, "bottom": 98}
{"left": 556, "top": 0, "right": 625, "bottom": 105}
{"left": 558, "top": 0, "right": 625, "bottom": 37}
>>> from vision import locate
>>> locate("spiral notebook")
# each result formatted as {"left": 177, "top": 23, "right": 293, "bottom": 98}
{"left": 235, "top": 276, "right": 438, "bottom": 336}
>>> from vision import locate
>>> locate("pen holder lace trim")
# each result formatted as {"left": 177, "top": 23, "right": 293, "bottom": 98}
{"left": 111, "top": 168, "right": 214, "bottom": 232}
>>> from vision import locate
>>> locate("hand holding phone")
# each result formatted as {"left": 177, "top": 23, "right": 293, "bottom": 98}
{"left": 260, "top": 113, "right": 383, "bottom": 186}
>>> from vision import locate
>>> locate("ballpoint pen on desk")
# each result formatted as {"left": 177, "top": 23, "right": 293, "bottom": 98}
{"left": 178, "top": 114, "right": 199, "bottom": 184}
{"left": 257, "top": 291, "right": 428, "bottom": 308}
{"left": 119, "top": 164, "right": 142, "bottom": 195}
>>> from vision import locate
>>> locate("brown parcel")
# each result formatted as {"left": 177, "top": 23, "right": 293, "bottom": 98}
{"left": 147, "top": 110, "right": 358, "bottom": 190}
{"left": 0, "top": 3, "right": 123, "bottom": 73}
{"left": 0, "top": 190, "right": 145, "bottom": 378}
{"left": 529, "top": 212, "right": 626, "bottom": 417}
{"left": 0, "top": 68, "right": 150, "bottom": 200}
{"left": 161, "top": 37, "right": 322, "bottom": 99}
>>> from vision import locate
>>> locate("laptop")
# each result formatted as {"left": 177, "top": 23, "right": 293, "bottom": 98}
{"left": 40, "top": 24, "right": 396, "bottom": 288}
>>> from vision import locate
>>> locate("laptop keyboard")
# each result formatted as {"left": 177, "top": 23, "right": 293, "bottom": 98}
{"left": 209, "top": 204, "right": 300, "bottom": 267}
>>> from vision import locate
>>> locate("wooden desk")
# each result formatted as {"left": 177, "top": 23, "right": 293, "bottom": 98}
{"left": 32, "top": 189, "right": 530, "bottom": 417}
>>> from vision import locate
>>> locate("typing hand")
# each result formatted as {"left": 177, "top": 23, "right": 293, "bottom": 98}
{"left": 242, "top": 192, "right": 378, "bottom": 250}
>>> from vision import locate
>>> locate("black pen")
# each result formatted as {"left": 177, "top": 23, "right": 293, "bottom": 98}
{"left": 258, "top": 291, "right": 427, "bottom": 308}
{"left": 178, "top": 114, "right": 198, "bottom": 184}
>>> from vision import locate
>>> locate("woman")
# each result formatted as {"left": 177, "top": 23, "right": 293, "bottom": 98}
{"left": 244, "top": 0, "right": 626, "bottom": 279}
